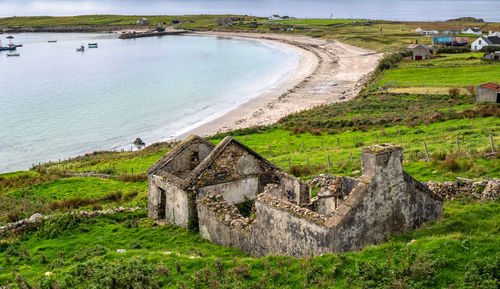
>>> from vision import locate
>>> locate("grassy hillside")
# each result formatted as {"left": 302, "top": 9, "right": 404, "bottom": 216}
{"left": 0, "top": 201, "right": 498, "bottom": 288}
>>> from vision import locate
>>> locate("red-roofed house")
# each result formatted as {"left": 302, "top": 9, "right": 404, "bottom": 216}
{"left": 477, "top": 83, "right": 500, "bottom": 103}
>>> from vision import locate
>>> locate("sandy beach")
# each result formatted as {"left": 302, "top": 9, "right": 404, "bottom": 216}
{"left": 184, "top": 32, "right": 382, "bottom": 137}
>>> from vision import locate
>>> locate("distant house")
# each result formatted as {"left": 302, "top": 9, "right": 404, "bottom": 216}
{"left": 269, "top": 15, "right": 282, "bottom": 20}
{"left": 408, "top": 44, "right": 431, "bottom": 61}
{"left": 471, "top": 36, "right": 500, "bottom": 51}
{"left": 415, "top": 27, "right": 423, "bottom": 32}
{"left": 136, "top": 18, "right": 149, "bottom": 25}
{"left": 422, "top": 30, "right": 439, "bottom": 35}
{"left": 462, "top": 27, "right": 482, "bottom": 35}
{"left": 476, "top": 83, "right": 500, "bottom": 103}
{"left": 230, "top": 17, "right": 245, "bottom": 21}
{"left": 488, "top": 31, "right": 500, "bottom": 37}
{"left": 482, "top": 51, "right": 500, "bottom": 60}
{"left": 443, "top": 29, "right": 459, "bottom": 35}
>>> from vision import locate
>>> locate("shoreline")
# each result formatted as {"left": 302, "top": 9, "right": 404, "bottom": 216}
{"left": 182, "top": 31, "right": 382, "bottom": 138}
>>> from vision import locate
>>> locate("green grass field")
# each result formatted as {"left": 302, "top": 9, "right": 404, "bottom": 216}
{"left": 378, "top": 65, "right": 500, "bottom": 87}
{"left": 1, "top": 201, "right": 498, "bottom": 288}
{"left": 397, "top": 53, "right": 489, "bottom": 68}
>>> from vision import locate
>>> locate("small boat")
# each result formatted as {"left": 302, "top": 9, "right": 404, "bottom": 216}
{"left": 0, "top": 46, "right": 16, "bottom": 51}
{"left": 88, "top": 43, "right": 98, "bottom": 48}
{"left": 14, "top": 44, "right": 22, "bottom": 47}
{"left": 7, "top": 53, "right": 20, "bottom": 57}
{"left": 6, "top": 36, "right": 14, "bottom": 39}
{"left": 48, "top": 40, "right": 57, "bottom": 43}
{"left": 76, "top": 45, "right": 85, "bottom": 52}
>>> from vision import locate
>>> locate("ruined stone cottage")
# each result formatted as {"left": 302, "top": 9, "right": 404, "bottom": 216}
{"left": 148, "top": 137, "right": 443, "bottom": 257}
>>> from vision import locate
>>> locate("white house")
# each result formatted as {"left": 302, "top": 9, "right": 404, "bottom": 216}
{"left": 489, "top": 31, "right": 500, "bottom": 37}
{"left": 136, "top": 18, "right": 149, "bottom": 25}
{"left": 415, "top": 27, "right": 422, "bottom": 32}
{"left": 471, "top": 36, "right": 500, "bottom": 51}
{"left": 462, "top": 27, "right": 482, "bottom": 35}
{"left": 422, "top": 30, "right": 439, "bottom": 35}
{"left": 269, "top": 15, "right": 282, "bottom": 20}
{"left": 443, "top": 29, "right": 459, "bottom": 35}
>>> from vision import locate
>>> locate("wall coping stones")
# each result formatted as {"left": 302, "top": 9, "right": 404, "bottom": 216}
{"left": 362, "top": 143, "right": 403, "bottom": 154}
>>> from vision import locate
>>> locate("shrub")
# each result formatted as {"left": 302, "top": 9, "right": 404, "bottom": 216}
{"left": 448, "top": 87, "right": 461, "bottom": 99}
{"left": 464, "top": 254, "right": 499, "bottom": 288}
{"left": 436, "top": 46, "right": 471, "bottom": 54}
{"left": 466, "top": 85, "right": 477, "bottom": 97}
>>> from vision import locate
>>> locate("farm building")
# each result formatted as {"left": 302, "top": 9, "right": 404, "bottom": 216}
{"left": 443, "top": 29, "right": 459, "bottom": 35}
{"left": 471, "top": 36, "right": 500, "bottom": 51}
{"left": 477, "top": 83, "right": 500, "bottom": 103}
{"left": 482, "top": 51, "right": 500, "bottom": 60}
{"left": 489, "top": 31, "right": 500, "bottom": 37}
{"left": 148, "top": 136, "right": 443, "bottom": 257}
{"left": 462, "top": 27, "right": 482, "bottom": 35}
{"left": 136, "top": 18, "right": 149, "bottom": 25}
{"left": 422, "top": 30, "right": 439, "bottom": 35}
{"left": 408, "top": 44, "right": 431, "bottom": 60}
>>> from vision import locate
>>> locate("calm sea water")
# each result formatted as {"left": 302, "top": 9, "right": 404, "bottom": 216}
{"left": 0, "top": 0, "right": 498, "bottom": 22}
{"left": 0, "top": 33, "right": 299, "bottom": 173}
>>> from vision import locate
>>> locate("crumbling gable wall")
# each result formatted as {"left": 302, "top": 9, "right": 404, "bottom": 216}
{"left": 326, "top": 144, "right": 443, "bottom": 253}
{"left": 155, "top": 139, "right": 214, "bottom": 179}
{"left": 194, "top": 141, "right": 279, "bottom": 204}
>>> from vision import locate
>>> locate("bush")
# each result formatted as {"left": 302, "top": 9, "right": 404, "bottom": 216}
{"left": 436, "top": 46, "right": 471, "bottom": 54}
{"left": 480, "top": 46, "right": 500, "bottom": 53}
{"left": 466, "top": 85, "right": 476, "bottom": 97}
{"left": 464, "top": 254, "right": 499, "bottom": 288}
{"left": 448, "top": 87, "right": 461, "bottom": 98}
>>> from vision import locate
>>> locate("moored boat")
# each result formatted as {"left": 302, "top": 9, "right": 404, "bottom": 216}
{"left": 88, "top": 43, "right": 98, "bottom": 48}
{"left": 7, "top": 53, "right": 20, "bottom": 57}
{"left": 48, "top": 40, "right": 57, "bottom": 43}
{"left": 76, "top": 45, "right": 85, "bottom": 52}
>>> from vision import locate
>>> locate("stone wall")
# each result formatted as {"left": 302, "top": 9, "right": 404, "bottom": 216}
{"left": 199, "top": 177, "right": 260, "bottom": 204}
{"left": 477, "top": 85, "right": 499, "bottom": 103}
{"left": 197, "top": 192, "right": 253, "bottom": 253}
{"left": 327, "top": 145, "right": 443, "bottom": 253}
{"left": 148, "top": 175, "right": 192, "bottom": 228}
{"left": 426, "top": 179, "right": 499, "bottom": 201}
{"left": 250, "top": 194, "right": 332, "bottom": 257}
{"left": 156, "top": 140, "right": 213, "bottom": 179}
{"left": 279, "top": 172, "right": 311, "bottom": 205}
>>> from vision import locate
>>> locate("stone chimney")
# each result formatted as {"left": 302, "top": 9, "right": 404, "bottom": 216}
{"left": 361, "top": 144, "right": 404, "bottom": 180}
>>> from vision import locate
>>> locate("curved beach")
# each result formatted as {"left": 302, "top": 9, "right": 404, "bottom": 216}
{"left": 185, "top": 32, "right": 382, "bottom": 137}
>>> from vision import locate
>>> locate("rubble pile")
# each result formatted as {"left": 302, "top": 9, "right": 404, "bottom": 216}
{"left": 200, "top": 192, "right": 254, "bottom": 231}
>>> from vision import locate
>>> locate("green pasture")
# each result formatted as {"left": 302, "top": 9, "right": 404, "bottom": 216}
{"left": 0, "top": 200, "right": 498, "bottom": 288}
{"left": 378, "top": 65, "right": 500, "bottom": 87}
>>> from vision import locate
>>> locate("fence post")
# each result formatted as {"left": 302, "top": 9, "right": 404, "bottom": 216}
{"left": 490, "top": 135, "right": 495, "bottom": 153}
{"left": 302, "top": 142, "right": 305, "bottom": 151}
{"left": 327, "top": 155, "right": 332, "bottom": 168}
{"left": 288, "top": 158, "right": 291, "bottom": 169}
{"left": 424, "top": 142, "right": 430, "bottom": 161}
{"left": 306, "top": 157, "right": 310, "bottom": 168}
{"left": 471, "top": 118, "right": 474, "bottom": 130}
{"left": 376, "top": 134, "right": 379, "bottom": 143}
{"left": 337, "top": 138, "right": 340, "bottom": 147}
{"left": 350, "top": 152, "right": 354, "bottom": 163}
